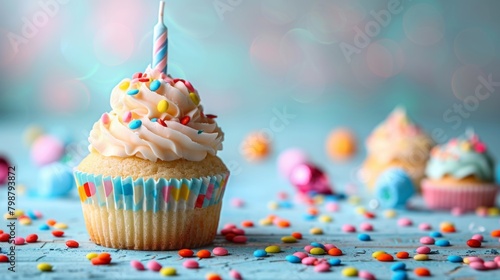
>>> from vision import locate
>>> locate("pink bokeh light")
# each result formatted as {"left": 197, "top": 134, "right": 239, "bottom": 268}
{"left": 454, "top": 28, "right": 495, "bottom": 66}
{"left": 250, "top": 31, "right": 289, "bottom": 75}
{"left": 366, "top": 39, "right": 405, "bottom": 78}
{"left": 451, "top": 65, "right": 486, "bottom": 101}
{"left": 41, "top": 77, "right": 90, "bottom": 115}
{"left": 93, "top": 23, "right": 135, "bottom": 67}
{"left": 403, "top": 3, "right": 444, "bottom": 46}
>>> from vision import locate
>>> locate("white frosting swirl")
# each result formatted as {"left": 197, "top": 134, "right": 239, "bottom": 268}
{"left": 89, "top": 67, "right": 224, "bottom": 162}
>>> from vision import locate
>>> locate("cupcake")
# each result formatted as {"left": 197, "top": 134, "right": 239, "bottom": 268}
{"left": 360, "top": 107, "right": 434, "bottom": 191}
{"left": 422, "top": 132, "right": 498, "bottom": 210}
{"left": 74, "top": 67, "right": 228, "bottom": 250}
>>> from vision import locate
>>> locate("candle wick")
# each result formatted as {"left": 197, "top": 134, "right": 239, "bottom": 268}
{"left": 158, "top": 1, "right": 165, "bottom": 22}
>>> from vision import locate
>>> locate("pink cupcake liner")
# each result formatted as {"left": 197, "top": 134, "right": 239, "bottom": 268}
{"left": 421, "top": 179, "right": 499, "bottom": 211}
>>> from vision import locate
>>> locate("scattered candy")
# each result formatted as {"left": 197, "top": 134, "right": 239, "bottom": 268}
{"left": 130, "top": 260, "right": 145, "bottom": 271}
{"left": 129, "top": 120, "right": 142, "bottom": 129}
{"left": 147, "top": 260, "right": 162, "bottom": 271}
{"left": 86, "top": 253, "right": 98, "bottom": 260}
{"left": 471, "top": 234, "right": 484, "bottom": 242}
{"left": 419, "top": 223, "right": 432, "bottom": 231}
{"left": 37, "top": 263, "right": 53, "bottom": 272}
{"left": 329, "top": 258, "right": 341, "bottom": 266}
{"left": 420, "top": 236, "right": 435, "bottom": 245}
{"left": 293, "top": 252, "right": 308, "bottom": 259}
{"left": 392, "top": 271, "right": 408, "bottom": 280}
{"left": 414, "top": 267, "right": 431, "bottom": 276}
{"left": 342, "top": 224, "right": 356, "bottom": 233}
{"left": 281, "top": 236, "right": 297, "bottom": 243}
{"left": 285, "top": 255, "right": 301, "bottom": 263}
{"left": 359, "top": 222, "right": 374, "bottom": 231}
{"left": 358, "top": 270, "right": 376, "bottom": 280}
{"left": 384, "top": 209, "right": 397, "bottom": 218}
{"left": 484, "top": 261, "right": 498, "bottom": 269}
{"left": 229, "top": 269, "right": 242, "bottom": 280}
{"left": 302, "top": 257, "right": 317, "bottom": 265}
{"left": 391, "top": 262, "right": 406, "bottom": 271}
{"left": 416, "top": 246, "right": 431, "bottom": 254}
{"left": 265, "top": 245, "right": 281, "bottom": 253}
{"left": 197, "top": 249, "right": 211, "bottom": 258}
{"left": 53, "top": 222, "right": 68, "bottom": 229}
{"left": 490, "top": 229, "right": 500, "bottom": 237}
{"left": 179, "top": 249, "right": 194, "bottom": 257}
{"left": 253, "top": 249, "right": 268, "bottom": 258}
{"left": 377, "top": 253, "right": 394, "bottom": 262}
{"left": 429, "top": 231, "right": 442, "bottom": 238}
{"left": 66, "top": 240, "right": 79, "bottom": 248}
{"left": 310, "top": 227, "right": 323, "bottom": 235}
{"left": 26, "top": 234, "right": 38, "bottom": 243}
{"left": 314, "top": 263, "right": 331, "bottom": 272}
{"left": 372, "top": 251, "right": 386, "bottom": 258}
{"left": 467, "top": 239, "right": 481, "bottom": 248}
{"left": 212, "top": 247, "right": 228, "bottom": 256}
{"left": 435, "top": 239, "right": 450, "bottom": 247}
{"left": 14, "top": 237, "right": 25, "bottom": 245}
{"left": 447, "top": 255, "right": 463, "bottom": 263}
{"left": 160, "top": 267, "right": 177, "bottom": 276}
{"left": 310, "top": 248, "right": 325, "bottom": 255}
{"left": 397, "top": 218, "right": 412, "bottom": 227}
{"left": 183, "top": 259, "right": 199, "bottom": 269}
{"left": 206, "top": 272, "right": 222, "bottom": 280}
{"left": 328, "top": 248, "right": 343, "bottom": 256}
{"left": 47, "top": 219, "right": 56, "bottom": 226}
{"left": 342, "top": 267, "right": 358, "bottom": 277}
{"left": 358, "top": 233, "right": 371, "bottom": 241}
{"left": 150, "top": 80, "right": 161, "bottom": 91}
{"left": 413, "top": 254, "right": 429, "bottom": 261}
{"left": 232, "top": 235, "right": 248, "bottom": 243}
{"left": 319, "top": 215, "right": 333, "bottom": 223}
{"left": 52, "top": 230, "right": 64, "bottom": 237}
{"left": 0, "top": 255, "right": 8, "bottom": 262}
{"left": 127, "top": 89, "right": 139, "bottom": 95}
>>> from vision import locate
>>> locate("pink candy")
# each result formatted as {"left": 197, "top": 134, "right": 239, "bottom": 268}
{"left": 304, "top": 245, "right": 314, "bottom": 252}
{"left": 277, "top": 148, "right": 308, "bottom": 179}
{"left": 293, "top": 252, "right": 308, "bottom": 259}
{"left": 229, "top": 269, "right": 243, "bottom": 280}
{"left": 471, "top": 234, "right": 484, "bottom": 242}
{"left": 314, "top": 263, "right": 330, "bottom": 272}
{"left": 183, "top": 260, "right": 199, "bottom": 269}
{"left": 359, "top": 270, "right": 376, "bottom": 280}
{"left": 230, "top": 198, "right": 244, "bottom": 208}
{"left": 467, "top": 257, "right": 484, "bottom": 263}
{"left": 14, "top": 237, "right": 25, "bottom": 245}
{"left": 130, "top": 260, "right": 145, "bottom": 271}
{"left": 398, "top": 218, "right": 413, "bottom": 227}
{"left": 484, "top": 261, "right": 498, "bottom": 269}
{"left": 359, "top": 222, "right": 373, "bottom": 232}
{"left": 232, "top": 235, "right": 248, "bottom": 243}
{"left": 147, "top": 260, "right": 162, "bottom": 271}
{"left": 323, "top": 244, "right": 336, "bottom": 251}
{"left": 232, "top": 228, "right": 245, "bottom": 235}
{"left": 342, "top": 224, "right": 356, "bottom": 233}
{"left": 325, "top": 202, "right": 339, "bottom": 212}
{"left": 301, "top": 257, "right": 316, "bottom": 265}
{"left": 212, "top": 247, "right": 229, "bottom": 256}
{"left": 31, "top": 135, "right": 64, "bottom": 166}
{"left": 419, "top": 236, "right": 435, "bottom": 245}
{"left": 470, "top": 261, "right": 487, "bottom": 270}
{"left": 418, "top": 223, "right": 432, "bottom": 230}
{"left": 416, "top": 246, "right": 431, "bottom": 254}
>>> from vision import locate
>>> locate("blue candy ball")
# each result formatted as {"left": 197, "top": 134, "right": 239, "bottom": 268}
{"left": 375, "top": 168, "right": 415, "bottom": 209}
{"left": 392, "top": 271, "right": 408, "bottom": 280}
{"left": 37, "top": 162, "right": 75, "bottom": 198}
{"left": 253, "top": 249, "right": 268, "bottom": 258}
{"left": 358, "top": 233, "right": 371, "bottom": 241}
{"left": 328, "top": 258, "right": 341, "bottom": 266}
{"left": 447, "top": 255, "right": 463, "bottom": 263}
{"left": 435, "top": 239, "right": 451, "bottom": 247}
{"left": 285, "top": 255, "right": 301, "bottom": 263}
{"left": 391, "top": 262, "right": 406, "bottom": 271}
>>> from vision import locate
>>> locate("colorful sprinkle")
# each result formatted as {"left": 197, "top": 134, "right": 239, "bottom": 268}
{"left": 150, "top": 80, "right": 161, "bottom": 91}
{"left": 183, "top": 259, "right": 199, "bottom": 269}
{"left": 119, "top": 80, "right": 130, "bottom": 90}
{"left": 241, "top": 220, "right": 254, "bottom": 227}
{"left": 206, "top": 272, "right": 222, "bottom": 280}
{"left": 429, "top": 231, "right": 442, "bottom": 238}
{"left": 26, "top": 234, "right": 38, "bottom": 243}
{"left": 397, "top": 218, "right": 413, "bottom": 227}
{"left": 127, "top": 89, "right": 139, "bottom": 96}
{"left": 359, "top": 222, "right": 374, "bottom": 231}
{"left": 358, "top": 270, "right": 376, "bottom": 280}
{"left": 212, "top": 247, "right": 228, "bottom": 256}
{"left": 157, "top": 100, "right": 169, "bottom": 113}
{"left": 66, "top": 240, "right": 79, "bottom": 248}
{"left": 392, "top": 271, "right": 408, "bottom": 280}
{"left": 37, "top": 263, "right": 53, "bottom": 272}
{"left": 122, "top": 111, "right": 132, "bottom": 123}
{"left": 159, "top": 267, "right": 177, "bottom": 276}
{"left": 265, "top": 245, "right": 281, "bottom": 253}
{"left": 319, "top": 215, "right": 333, "bottom": 223}
{"left": 285, "top": 255, "right": 301, "bottom": 263}
{"left": 129, "top": 120, "right": 142, "bottom": 129}
{"left": 86, "top": 252, "right": 98, "bottom": 260}
{"left": 189, "top": 92, "right": 200, "bottom": 105}
{"left": 232, "top": 235, "right": 248, "bottom": 243}
{"left": 253, "top": 249, "right": 268, "bottom": 257}
{"left": 53, "top": 222, "right": 68, "bottom": 229}
{"left": 342, "top": 224, "right": 356, "bottom": 232}
{"left": 101, "top": 113, "right": 110, "bottom": 125}
{"left": 466, "top": 239, "right": 481, "bottom": 248}
{"left": 419, "top": 223, "right": 432, "bottom": 231}
{"left": 130, "top": 260, "right": 145, "bottom": 271}
{"left": 471, "top": 234, "right": 484, "bottom": 241}
{"left": 342, "top": 267, "right": 358, "bottom": 277}
{"left": 0, "top": 233, "right": 9, "bottom": 242}
{"left": 0, "top": 255, "right": 8, "bottom": 262}
{"left": 196, "top": 249, "right": 211, "bottom": 258}
{"left": 301, "top": 257, "right": 317, "bottom": 265}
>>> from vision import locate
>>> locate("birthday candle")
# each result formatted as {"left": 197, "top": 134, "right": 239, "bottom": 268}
{"left": 153, "top": 1, "right": 168, "bottom": 74}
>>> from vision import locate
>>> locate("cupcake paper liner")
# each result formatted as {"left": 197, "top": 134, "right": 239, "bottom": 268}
{"left": 421, "top": 179, "right": 498, "bottom": 211}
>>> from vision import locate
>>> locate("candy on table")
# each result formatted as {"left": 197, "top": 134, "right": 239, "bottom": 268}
{"left": 397, "top": 217, "right": 413, "bottom": 227}
{"left": 414, "top": 267, "right": 431, "bottom": 276}
{"left": 372, "top": 251, "right": 386, "bottom": 258}
{"left": 384, "top": 209, "right": 397, "bottom": 218}
{"left": 416, "top": 246, "right": 431, "bottom": 254}
{"left": 183, "top": 260, "right": 199, "bottom": 269}
{"left": 86, "top": 253, "right": 98, "bottom": 260}
{"left": 358, "top": 270, "right": 376, "bottom": 280}
{"left": 286, "top": 255, "right": 302, "bottom": 263}
{"left": 342, "top": 267, "right": 358, "bottom": 277}
{"left": 447, "top": 255, "right": 463, "bottom": 263}
{"left": 396, "top": 251, "right": 409, "bottom": 259}
{"left": 391, "top": 262, "right": 406, "bottom": 271}
{"left": 52, "top": 230, "right": 64, "bottom": 237}
{"left": 241, "top": 220, "right": 254, "bottom": 227}
{"left": 212, "top": 247, "right": 228, "bottom": 256}
{"left": 419, "top": 236, "right": 435, "bottom": 245}
{"left": 301, "top": 257, "right": 316, "bottom": 265}
{"left": 240, "top": 131, "right": 272, "bottom": 162}
{"left": 310, "top": 248, "right": 326, "bottom": 255}
{"left": 0, "top": 255, "right": 8, "bottom": 262}
{"left": 14, "top": 237, "right": 25, "bottom": 245}
{"left": 310, "top": 227, "right": 323, "bottom": 235}
{"left": 197, "top": 250, "right": 211, "bottom": 258}
{"left": 289, "top": 162, "right": 334, "bottom": 195}
{"left": 435, "top": 239, "right": 450, "bottom": 247}
{"left": 277, "top": 148, "right": 309, "bottom": 179}
{"left": 374, "top": 168, "right": 415, "bottom": 209}
{"left": 467, "top": 239, "right": 481, "bottom": 248}
{"left": 359, "top": 222, "right": 374, "bottom": 231}
{"left": 325, "top": 128, "right": 357, "bottom": 162}
{"left": 377, "top": 253, "right": 394, "bottom": 262}
{"left": 413, "top": 254, "right": 429, "bottom": 261}
{"left": 314, "top": 263, "right": 331, "bottom": 272}
{"left": 253, "top": 249, "right": 267, "bottom": 258}
{"left": 37, "top": 263, "right": 53, "bottom": 272}
{"left": 26, "top": 234, "right": 38, "bottom": 243}
{"left": 471, "top": 234, "right": 483, "bottom": 241}
{"left": 0, "top": 156, "right": 10, "bottom": 185}
{"left": 130, "top": 260, "right": 145, "bottom": 271}
{"left": 160, "top": 267, "right": 177, "bottom": 276}
{"left": 206, "top": 272, "right": 222, "bottom": 280}
{"left": 342, "top": 224, "right": 356, "bottom": 233}
{"left": 281, "top": 236, "right": 297, "bottom": 243}
{"left": 358, "top": 233, "right": 371, "bottom": 241}
{"left": 419, "top": 223, "right": 432, "bottom": 231}
{"left": 229, "top": 269, "right": 242, "bottom": 280}
{"left": 265, "top": 245, "right": 281, "bottom": 253}
{"left": 147, "top": 260, "right": 162, "bottom": 271}
{"left": 65, "top": 240, "right": 79, "bottom": 248}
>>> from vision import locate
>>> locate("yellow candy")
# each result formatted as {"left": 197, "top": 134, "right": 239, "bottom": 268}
{"left": 259, "top": 218, "right": 273, "bottom": 226}
{"left": 372, "top": 251, "right": 386, "bottom": 259}
{"left": 189, "top": 92, "right": 200, "bottom": 105}
{"left": 86, "top": 252, "right": 98, "bottom": 260}
{"left": 310, "top": 248, "right": 325, "bottom": 255}
{"left": 157, "top": 100, "right": 169, "bottom": 113}
{"left": 414, "top": 254, "right": 429, "bottom": 261}
{"left": 355, "top": 206, "right": 366, "bottom": 215}
{"left": 318, "top": 215, "right": 332, "bottom": 223}
{"left": 265, "top": 245, "right": 281, "bottom": 253}
{"left": 15, "top": 209, "right": 24, "bottom": 216}
{"left": 53, "top": 222, "right": 68, "bottom": 229}
{"left": 313, "top": 195, "right": 324, "bottom": 205}
{"left": 119, "top": 80, "right": 130, "bottom": 91}
{"left": 488, "top": 207, "right": 500, "bottom": 216}
{"left": 160, "top": 267, "right": 177, "bottom": 276}
{"left": 268, "top": 201, "right": 279, "bottom": 210}
{"left": 342, "top": 267, "right": 358, "bottom": 277}
{"left": 463, "top": 257, "right": 472, "bottom": 264}
{"left": 19, "top": 218, "right": 31, "bottom": 225}
{"left": 461, "top": 142, "right": 471, "bottom": 151}
{"left": 310, "top": 227, "right": 323, "bottom": 235}
{"left": 348, "top": 196, "right": 361, "bottom": 205}
{"left": 281, "top": 236, "right": 297, "bottom": 243}
{"left": 37, "top": 263, "right": 52, "bottom": 272}
{"left": 384, "top": 209, "right": 397, "bottom": 218}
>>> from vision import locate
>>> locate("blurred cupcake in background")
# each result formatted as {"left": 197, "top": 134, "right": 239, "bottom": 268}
{"left": 422, "top": 131, "right": 498, "bottom": 211}
{"left": 360, "top": 107, "right": 434, "bottom": 191}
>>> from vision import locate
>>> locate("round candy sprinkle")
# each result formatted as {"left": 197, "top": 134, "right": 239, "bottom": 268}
{"left": 429, "top": 231, "right": 442, "bottom": 238}
{"left": 241, "top": 220, "right": 254, "bottom": 227}
{"left": 232, "top": 235, "right": 248, "bottom": 243}
{"left": 180, "top": 116, "right": 190, "bottom": 125}
{"left": 39, "top": 224, "right": 49, "bottom": 230}
{"left": 197, "top": 249, "right": 211, "bottom": 258}
{"left": 310, "top": 242, "right": 325, "bottom": 249}
{"left": 416, "top": 246, "right": 431, "bottom": 254}
{"left": 189, "top": 92, "right": 200, "bottom": 105}
{"left": 310, "top": 248, "right": 325, "bottom": 255}
{"left": 447, "top": 255, "right": 463, "bottom": 263}
{"left": 464, "top": 256, "right": 483, "bottom": 264}
{"left": 129, "top": 120, "right": 142, "bottom": 129}
{"left": 314, "top": 263, "right": 330, "bottom": 272}
{"left": 377, "top": 253, "right": 394, "bottom": 262}
{"left": 329, "top": 258, "right": 341, "bottom": 266}
{"left": 178, "top": 249, "right": 194, "bottom": 257}
{"left": 358, "top": 233, "right": 371, "bottom": 241}
{"left": 86, "top": 253, "right": 98, "bottom": 260}
{"left": 490, "top": 229, "right": 500, "bottom": 237}
{"left": 122, "top": 111, "right": 132, "bottom": 123}
{"left": 302, "top": 257, "right": 317, "bottom": 265}
{"left": 304, "top": 245, "right": 314, "bottom": 253}
{"left": 384, "top": 209, "right": 397, "bottom": 218}
{"left": 392, "top": 271, "right": 408, "bottom": 280}
{"left": 291, "top": 232, "right": 302, "bottom": 239}
{"left": 328, "top": 248, "right": 343, "bottom": 256}
{"left": 253, "top": 249, "right": 267, "bottom": 258}
{"left": 0, "top": 255, "right": 8, "bottom": 262}
{"left": 471, "top": 234, "right": 484, "bottom": 242}
{"left": 419, "top": 223, "right": 432, "bottom": 231}
{"left": 414, "top": 267, "right": 430, "bottom": 276}
{"left": 285, "top": 255, "right": 301, "bottom": 263}
{"left": 150, "top": 80, "right": 161, "bottom": 91}
{"left": 26, "top": 234, "right": 38, "bottom": 243}
{"left": 206, "top": 272, "right": 222, "bottom": 280}
{"left": 47, "top": 219, "right": 56, "bottom": 226}
{"left": 420, "top": 236, "right": 435, "bottom": 245}
{"left": 0, "top": 233, "right": 10, "bottom": 242}
{"left": 484, "top": 261, "right": 498, "bottom": 269}
{"left": 342, "top": 224, "right": 356, "bottom": 233}
{"left": 130, "top": 260, "right": 145, "bottom": 271}
{"left": 310, "top": 227, "right": 323, "bottom": 235}
{"left": 119, "top": 81, "right": 130, "bottom": 90}
{"left": 183, "top": 259, "right": 199, "bottom": 269}
{"left": 397, "top": 218, "right": 412, "bottom": 227}
{"left": 19, "top": 217, "right": 32, "bottom": 225}
{"left": 160, "top": 267, "right": 177, "bottom": 276}
{"left": 372, "top": 251, "right": 386, "bottom": 258}
{"left": 53, "top": 222, "right": 68, "bottom": 229}
{"left": 147, "top": 260, "right": 162, "bottom": 271}
{"left": 157, "top": 100, "right": 169, "bottom": 113}
{"left": 127, "top": 89, "right": 139, "bottom": 95}
{"left": 391, "top": 262, "right": 406, "bottom": 271}
{"left": 324, "top": 244, "right": 336, "bottom": 251}
{"left": 265, "top": 245, "right": 281, "bottom": 253}
{"left": 467, "top": 239, "right": 481, "bottom": 248}
{"left": 359, "top": 222, "right": 374, "bottom": 231}
{"left": 413, "top": 254, "right": 429, "bottom": 261}
{"left": 319, "top": 215, "right": 333, "bottom": 223}
{"left": 229, "top": 269, "right": 242, "bottom": 280}
{"left": 101, "top": 113, "right": 110, "bottom": 125}
{"left": 66, "top": 240, "right": 79, "bottom": 248}
{"left": 281, "top": 236, "right": 297, "bottom": 243}
{"left": 52, "top": 230, "right": 64, "bottom": 237}
{"left": 212, "top": 247, "right": 228, "bottom": 256}
{"left": 359, "top": 270, "right": 376, "bottom": 280}
{"left": 37, "top": 263, "right": 53, "bottom": 272}
{"left": 435, "top": 239, "right": 450, "bottom": 247}
{"left": 14, "top": 237, "right": 25, "bottom": 245}
{"left": 293, "top": 252, "right": 308, "bottom": 259}
{"left": 342, "top": 267, "right": 358, "bottom": 277}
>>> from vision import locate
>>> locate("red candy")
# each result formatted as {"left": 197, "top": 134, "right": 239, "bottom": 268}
{"left": 52, "top": 230, "right": 64, "bottom": 237}
{"left": 241, "top": 220, "right": 254, "bottom": 228}
{"left": 26, "top": 234, "right": 38, "bottom": 243}
{"left": 291, "top": 232, "right": 303, "bottom": 239}
{"left": 232, "top": 235, "right": 248, "bottom": 243}
{"left": 180, "top": 116, "right": 191, "bottom": 125}
{"left": 0, "top": 233, "right": 10, "bottom": 242}
{"left": 66, "top": 240, "right": 79, "bottom": 248}
{"left": 196, "top": 249, "right": 211, "bottom": 258}
{"left": 414, "top": 267, "right": 431, "bottom": 276}
{"left": 377, "top": 253, "right": 394, "bottom": 262}
{"left": 466, "top": 239, "right": 481, "bottom": 248}
{"left": 206, "top": 114, "right": 218, "bottom": 119}
{"left": 0, "top": 255, "right": 8, "bottom": 262}
{"left": 396, "top": 251, "right": 410, "bottom": 259}
{"left": 157, "top": 118, "right": 167, "bottom": 127}
{"left": 178, "top": 249, "right": 194, "bottom": 258}
{"left": 132, "top": 72, "right": 143, "bottom": 79}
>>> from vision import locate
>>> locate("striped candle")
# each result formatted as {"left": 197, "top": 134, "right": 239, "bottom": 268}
{"left": 153, "top": 1, "right": 168, "bottom": 74}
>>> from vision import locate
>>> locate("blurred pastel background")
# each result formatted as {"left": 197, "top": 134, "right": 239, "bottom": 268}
{"left": 1, "top": 0, "right": 499, "bottom": 197}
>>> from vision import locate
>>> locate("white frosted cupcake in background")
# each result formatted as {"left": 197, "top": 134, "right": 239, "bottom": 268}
{"left": 361, "top": 107, "right": 434, "bottom": 191}
{"left": 422, "top": 131, "right": 498, "bottom": 211}
{"left": 74, "top": 67, "right": 229, "bottom": 250}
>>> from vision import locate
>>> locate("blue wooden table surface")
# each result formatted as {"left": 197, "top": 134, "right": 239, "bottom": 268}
{"left": 3, "top": 190, "right": 500, "bottom": 280}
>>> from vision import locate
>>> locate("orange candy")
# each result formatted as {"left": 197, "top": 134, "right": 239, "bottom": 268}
{"left": 52, "top": 230, "right": 64, "bottom": 237}
{"left": 396, "top": 251, "right": 410, "bottom": 259}
{"left": 291, "top": 232, "right": 303, "bottom": 239}
{"left": 197, "top": 249, "right": 211, "bottom": 258}
{"left": 414, "top": 267, "right": 431, "bottom": 276}
{"left": 241, "top": 220, "right": 254, "bottom": 228}
{"left": 328, "top": 248, "right": 343, "bottom": 256}
{"left": 491, "top": 229, "right": 500, "bottom": 237}
{"left": 47, "top": 219, "right": 56, "bottom": 226}
{"left": 277, "top": 220, "right": 290, "bottom": 228}
{"left": 376, "top": 253, "right": 394, "bottom": 262}
{"left": 307, "top": 207, "right": 319, "bottom": 216}
{"left": 178, "top": 249, "right": 194, "bottom": 257}
{"left": 91, "top": 253, "right": 111, "bottom": 265}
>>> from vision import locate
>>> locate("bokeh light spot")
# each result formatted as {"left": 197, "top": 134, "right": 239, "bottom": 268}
{"left": 403, "top": 4, "right": 444, "bottom": 46}
{"left": 451, "top": 65, "right": 485, "bottom": 100}
{"left": 42, "top": 79, "right": 90, "bottom": 115}
{"left": 166, "top": 0, "right": 218, "bottom": 39}
{"left": 261, "top": 0, "right": 300, "bottom": 25}
{"left": 305, "top": 2, "right": 345, "bottom": 44}
{"left": 366, "top": 39, "right": 405, "bottom": 78}
{"left": 454, "top": 29, "right": 495, "bottom": 66}
{"left": 93, "top": 23, "right": 135, "bottom": 66}
{"left": 250, "top": 32, "right": 287, "bottom": 75}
